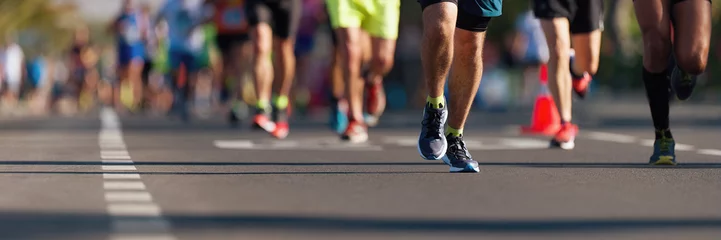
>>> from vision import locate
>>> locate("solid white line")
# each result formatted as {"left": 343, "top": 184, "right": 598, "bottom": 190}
{"left": 107, "top": 203, "right": 161, "bottom": 216}
{"left": 103, "top": 173, "right": 141, "bottom": 179}
{"left": 104, "top": 182, "right": 146, "bottom": 190}
{"left": 112, "top": 218, "right": 170, "bottom": 232}
{"left": 103, "top": 165, "right": 137, "bottom": 171}
{"left": 105, "top": 192, "right": 153, "bottom": 202}
{"left": 103, "top": 160, "right": 134, "bottom": 164}
{"left": 110, "top": 234, "right": 176, "bottom": 240}
{"left": 584, "top": 131, "right": 637, "bottom": 143}
{"left": 698, "top": 149, "right": 721, "bottom": 156}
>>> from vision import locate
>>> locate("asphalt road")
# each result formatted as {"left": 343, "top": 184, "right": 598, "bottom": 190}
{"left": 1, "top": 100, "right": 721, "bottom": 240}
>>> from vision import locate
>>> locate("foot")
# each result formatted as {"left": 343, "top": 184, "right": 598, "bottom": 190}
{"left": 550, "top": 123, "right": 578, "bottom": 150}
{"left": 364, "top": 81, "right": 386, "bottom": 127}
{"left": 442, "top": 134, "right": 479, "bottom": 173}
{"left": 418, "top": 102, "right": 448, "bottom": 160}
{"left": 271, "top": 107, "right": 289, "bottom": 139}
{"left": 570, "top": 52, "right": 591, "bottom": 99}
{"left": 341, "top": 120, "right": 368, "bottom": 143}
{"left": 649, "top": 129, "right": 676, "bottom": 165}
{"left": 252, "top": 107, "right": 275, "bottom": 133}
{"left": 328, "top": 98, "right": 349, "bottom": 134}
{"left": 670, "top": 65, "right": 697, "bottom": 101}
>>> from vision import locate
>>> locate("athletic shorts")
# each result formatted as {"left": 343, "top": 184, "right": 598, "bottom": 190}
{"left": 117, "top": 43, "right": 145, "bottom": 67}
{"left": 216, "top": 34, "right": 250, "bottom": 54}
{"left": 533, "top": 0, "right": 604, "bottom": 34}
{"left": 327, "top": 0, "right": 401, "bottom": 40}
{"left": 246, "top": 0, "right": 302, "bottom": 39}
{"left": 418, "top": 0, "right": 503, "bottom": 32}
{"left": 169, "top": 48, "right": 200, "bottom": 73}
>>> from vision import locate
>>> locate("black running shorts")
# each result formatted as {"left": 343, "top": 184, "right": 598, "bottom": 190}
{"left": 216, "top": 34, "right": 250, "bottom": 54}
{"left": 418, "top": 0, "right": 502, "bottom": 32}
{"left": 533, "top": 0, "right": 604, "bottom": 34}
{"left": 246, "top": 0, "right": 302, "bottom": 39}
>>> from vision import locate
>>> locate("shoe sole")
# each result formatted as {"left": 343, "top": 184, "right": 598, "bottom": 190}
{"left": 550, "top": 139, "right": 575, "bottom": 150}
{"left": 671, "top": 66, "right": 696, "bottom": 101}
{"left": 254, "top": 120, "right": 276, "bottom": 133}
{"left": 442, "top": 156, "right": 480, "bottom": 173}
{"left": 651, "top": 156, "right": 677, "bottom": 165}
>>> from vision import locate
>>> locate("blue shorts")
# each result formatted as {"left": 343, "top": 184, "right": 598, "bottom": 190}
{"left": 169, "top": 48, "right": 199, "bottom": 73}
{"left": 118, "top": 44, "right": 145, "bottom": 67}
{"left": 294, "top": 35, "right": 315, "bottom": 57}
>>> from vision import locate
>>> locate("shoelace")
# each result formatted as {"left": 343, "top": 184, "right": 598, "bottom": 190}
{"left": 422, "top": 109, "right": 443, "bottom": 138}
{"left": 659, "top": 136, "right": 673, "bottom": 152}
{"left": 448, "top": 136, "right": 471, "bottom": 161}
{"left": 681, "top": 73, "right": 694, "bottom": 86}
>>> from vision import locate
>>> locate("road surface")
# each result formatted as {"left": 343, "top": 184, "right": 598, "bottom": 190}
{"left": 1, "top": 100, "right": 720, "bottom": 240}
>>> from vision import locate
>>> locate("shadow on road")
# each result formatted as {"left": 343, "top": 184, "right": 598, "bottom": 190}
{"left": 1, "top": 212, "right": 720, "bottom": 239}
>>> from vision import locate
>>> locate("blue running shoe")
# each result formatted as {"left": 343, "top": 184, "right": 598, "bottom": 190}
{"left": 442, "top": 134, "right": 480, "bottom": 173}
{"left": 418, "top": 103, "right": 447, "bottom": 160}
{"left": 649, "top": 129, "right": 676, "bottom": 165}
{"left": 329, "top": 98, "right": 348, "bottom": 134}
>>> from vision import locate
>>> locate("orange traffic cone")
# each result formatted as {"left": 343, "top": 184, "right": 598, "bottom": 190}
{"left": 521, "top": 64, "right": 561, "bottom": 136}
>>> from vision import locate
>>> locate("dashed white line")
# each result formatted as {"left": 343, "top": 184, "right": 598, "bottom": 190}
{"left": 107, "top": 204, "right": 161, "bottom": 216}
{"left": 698, "top": 149, "right": 721, "bottom": 156}
{"left": 100, "top": 107, "right": 174, "bottom": 240}
{"left": 104, "top": 182, "right": 146, "bottom": 190}
{"left": 103, "top": 165, "right": 138, "bottom": 171}
{"left": 105, "top": 192, "right": 153, "bottom": 202}
{"left": 103, "top": 173, "right": 142, "bottom": 179}
{"left": 584, "top": 131, "right": 637, "bottom": 143}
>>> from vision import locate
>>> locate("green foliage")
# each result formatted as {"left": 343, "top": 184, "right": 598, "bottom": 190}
{"left": 0, "top": 0, "right": 80, "bottom": 55}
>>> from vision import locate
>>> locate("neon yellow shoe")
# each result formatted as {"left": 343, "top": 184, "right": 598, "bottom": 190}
{"left": 649, "top": 129, "right": 676, "bottom": 165}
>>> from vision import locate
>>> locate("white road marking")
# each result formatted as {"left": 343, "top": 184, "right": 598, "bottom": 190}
{"left": 103, "top": 173, "right": 142, "bottom": 179}
{"left": 103, "top": 160, "right": 134, "bottom": 164}
{"left": 584, "top": 131, "right": 637, "bottom": 143}
{"left": 214, "top": 140, "right": 383, "bottom": 151}
{"left": 103, "top": 165, "right": 138, "bottom": 171}
{"left": 107, "top": 204, "right": 161, "bottom": 216}
{"left": 698, "top": 149, "right": 721, "bottom": 156}
{"left": 105, "top": 192, "right": 153, "bottom": 202}
{"left": 100, "top": 107, "right": 174, "bottom": 240}
{"left": 102, "top": 155, "right": 133, "bottom": 160}
{"left": 104, "top": 182, "right": 146, "bottom": 190}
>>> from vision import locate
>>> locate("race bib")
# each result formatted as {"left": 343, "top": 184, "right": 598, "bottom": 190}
{"left": 123, "top": 22, "right": 142, "bottom": 44}
{"left": 188, "top": 27, "right": 206, "bottom": 52}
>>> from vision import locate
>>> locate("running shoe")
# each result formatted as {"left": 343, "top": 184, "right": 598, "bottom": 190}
{"left": 418, "top": 102, "right": 448, "bottom": 160}
{"left": 550, "top": 123, "right": 578, "bottom": 150}
{"left": 570, "top": 51, "right": 591, "bottom": 99}
{"left": 341, "top": 120, "right": 368, "bottom": 143}
{"left": 442, "top": 134, "right": 479, "bottom": 173}
{"left": 670, "top": 65, "right": 697, "bottom": 101}
{"left": 649, "top": 129, "right": 676, "bottom": 165}
{"left": 364, "top": 81, "right": 386, "bottom": 127}
{"left": 253, "top": 107, "right": 275, "bottom": 133}
{"left": 271, "top": 107, "right": 289, "bottom": 139}
{"left": 329, "top": 97, "right": 349, "bottom": 134}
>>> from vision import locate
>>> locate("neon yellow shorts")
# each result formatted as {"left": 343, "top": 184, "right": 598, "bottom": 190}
{"left": 326, "top": 0, "right": 400, "bottom": 40}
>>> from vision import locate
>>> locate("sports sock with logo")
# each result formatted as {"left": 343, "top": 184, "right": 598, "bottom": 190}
{"left": 426, "top": 95, "right": 445, "bottom": 109}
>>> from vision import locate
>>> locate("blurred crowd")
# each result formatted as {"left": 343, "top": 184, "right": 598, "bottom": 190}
{"left": 0, "top": 0, "right": 719, "bottom": 119}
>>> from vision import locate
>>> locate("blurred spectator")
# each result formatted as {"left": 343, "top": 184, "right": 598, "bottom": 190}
{"left": 2, "top": 37, "right": 26, "bottom": 108}
{"left": 511, "top": 10, "right": 549, "bottom": 106}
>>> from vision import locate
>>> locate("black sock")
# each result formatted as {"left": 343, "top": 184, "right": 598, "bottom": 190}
{"left": 642, "top": 67, "right": 670, "bottom": 131}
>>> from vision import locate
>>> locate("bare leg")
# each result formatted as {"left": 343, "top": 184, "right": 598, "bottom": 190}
{"left": 421, "top": 2, "right": 457, "bottom": 99}
{"left": 251, "top": 23, "right": 274, "bottom": 108}
{"left": 540, "top": 18, "right": 573, "bottom": 122}
{"left": 447, "top": 28, "right": 486, "bottom": 130}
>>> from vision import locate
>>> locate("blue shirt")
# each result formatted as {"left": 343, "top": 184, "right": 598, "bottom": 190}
{"left": 158, "top": 0, "right": 209, "bottom": 52}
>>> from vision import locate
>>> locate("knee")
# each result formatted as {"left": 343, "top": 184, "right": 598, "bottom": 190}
{"left": 676, "top": 52, "right": 707, "bottom": 75}
{"left": 640, "top": 27, "right": 672, "bottom": 66}
{"left": 423, "top": 15, "right": 455, "bottom": 44}
{"left": 455, "top": 31, "right": 483, "bottom": 53}
{"left": 547, "top": 37, "right": 571, "bottom": 61}
{"left": 371, "top": 53, "right": 394, "bottom": 74}
{"left": 341, "top": 40, "right": 362, "bottom": 66}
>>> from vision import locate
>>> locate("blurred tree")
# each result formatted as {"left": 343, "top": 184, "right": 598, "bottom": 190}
{"left": 0, "top": 0, "right": 82, "bottom": 55}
